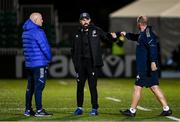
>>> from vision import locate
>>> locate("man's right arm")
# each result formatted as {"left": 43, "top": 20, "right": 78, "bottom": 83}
{"left": 71, "top": 36, "right": 75, "bottom": 63}
{"left": 71, "top": 34, "right": 78, "bottom": 73}
{"left": 111, "top": 32, "right": 139, "bottom": 42}
{"left": 121, "top": 32, "right": 139, "bottom": 41}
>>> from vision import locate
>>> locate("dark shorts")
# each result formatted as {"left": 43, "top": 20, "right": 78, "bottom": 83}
{"left": 135, "top": 71, "right": 159, "bottom": 88}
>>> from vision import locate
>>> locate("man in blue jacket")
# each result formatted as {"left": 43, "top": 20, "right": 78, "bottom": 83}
{"left": 112, "top": 16, "right": 172, "bottom": 117}
{"left": 22, "top": 12, "right": 52, "bottom": 117}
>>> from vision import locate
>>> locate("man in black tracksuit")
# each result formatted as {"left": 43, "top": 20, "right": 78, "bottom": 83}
{"left": 71, "top": 12, "right": 114, "bottom": 116}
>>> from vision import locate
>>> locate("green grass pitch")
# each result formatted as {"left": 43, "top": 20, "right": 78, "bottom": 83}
{"left": 0, "top": 78, "right": 179, "bottom": 121}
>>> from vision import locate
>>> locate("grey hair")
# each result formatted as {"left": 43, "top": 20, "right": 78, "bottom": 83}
{"left": 137, "top": 16, "right": 148, "bottom": 25}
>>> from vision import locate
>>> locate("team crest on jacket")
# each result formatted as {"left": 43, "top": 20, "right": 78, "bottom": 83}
{"left": 136, "top": 75, "right": 140, "bottom": 81}
{"left": 146, "top": 28, "right": 150, "bottom": 37}
{"left": 92, "top": 30, "right": 97, "bottom": 37}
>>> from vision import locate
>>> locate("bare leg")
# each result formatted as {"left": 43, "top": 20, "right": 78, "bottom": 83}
{"left": 120, "top": 85, "right": 142, "bottom": 117}
{"left": 131, "top": 85, "right": 142, "bottom": 109}
{"left": 150, "top": 85, "right": 168, "bottom": 107}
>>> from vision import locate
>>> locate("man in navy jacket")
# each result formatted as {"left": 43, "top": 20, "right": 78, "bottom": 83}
{"left": 22, "top": 12, "right": 52, "bottom": 117}
{"left": 112, "top": 16, "right": 172, "bottom": 117}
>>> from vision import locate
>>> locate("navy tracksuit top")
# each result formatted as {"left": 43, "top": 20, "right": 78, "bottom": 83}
{"left": 126, "top": 26, "right": 158, "bottom": 75}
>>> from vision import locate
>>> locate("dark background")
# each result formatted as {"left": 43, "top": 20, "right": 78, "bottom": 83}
{"left": 19, "top": 0, "right": 135, "bottom": 31}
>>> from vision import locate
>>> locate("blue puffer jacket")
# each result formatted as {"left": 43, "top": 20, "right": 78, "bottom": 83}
{"left": 22, "top": 19, "right": 52, "bottom": 68}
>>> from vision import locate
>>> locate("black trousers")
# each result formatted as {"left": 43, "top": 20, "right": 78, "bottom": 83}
{"left": 76, "top": 58, "right": 99, "bottom": 109}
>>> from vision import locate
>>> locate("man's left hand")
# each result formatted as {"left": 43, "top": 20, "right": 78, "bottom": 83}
{"left": 151, "top": 62, "right": 157, "bottom": 71}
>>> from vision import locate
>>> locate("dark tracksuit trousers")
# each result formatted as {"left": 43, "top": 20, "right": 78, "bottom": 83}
{"left": 77, "top": 57, "right": 99, "bottom": 109}
{"left": 25, "top": 66, "right": 47, "bottom": 110}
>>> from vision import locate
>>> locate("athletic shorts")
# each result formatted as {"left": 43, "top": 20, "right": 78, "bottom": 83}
{"left": 135, "top": 71, "right": 159, "bottom": 88}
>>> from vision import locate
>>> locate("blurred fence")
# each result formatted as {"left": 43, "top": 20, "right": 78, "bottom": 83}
{"left": 0, "top": 0, "right": 18, "bottom": 11}
{"left": 0, "top": 11, "right": 20, "bottom": 47}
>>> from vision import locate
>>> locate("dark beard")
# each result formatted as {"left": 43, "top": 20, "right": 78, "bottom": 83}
{"left": 82, "top": 25, "right": 89, "bottom": 31}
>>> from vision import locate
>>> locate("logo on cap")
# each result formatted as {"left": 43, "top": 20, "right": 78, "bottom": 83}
{"left": 80, "top": 12, "right": 90, "bottom": 20}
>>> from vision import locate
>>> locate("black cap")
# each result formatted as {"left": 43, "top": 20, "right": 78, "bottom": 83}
{"left": 79, "top": 12, "right": 90, "bottom": 20}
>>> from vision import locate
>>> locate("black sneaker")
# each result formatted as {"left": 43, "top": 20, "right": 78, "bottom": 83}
{"left": 120, "top": 109, "right": 136, "bottom": 117}
{"left": 35, "top": 109, "right": 52, "bottom": 117}
{"left": 160, "top": 109, "right": 172, "bottom": 116}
